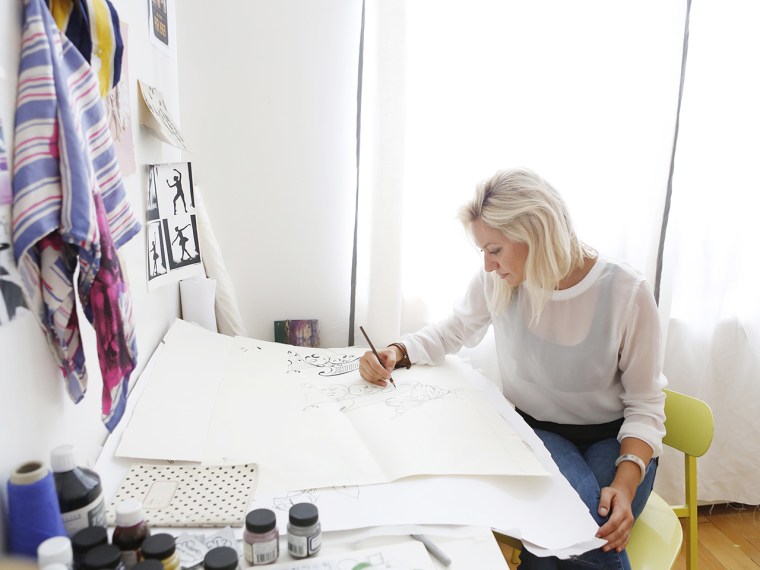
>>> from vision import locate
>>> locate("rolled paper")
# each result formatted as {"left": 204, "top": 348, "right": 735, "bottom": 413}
{"left": 7, "top": 461, "right": 66, "bottom": 558}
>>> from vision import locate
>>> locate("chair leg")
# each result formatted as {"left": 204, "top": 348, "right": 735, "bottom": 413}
{"left": 685, "top": 455, "right": 698, "bottom": 570}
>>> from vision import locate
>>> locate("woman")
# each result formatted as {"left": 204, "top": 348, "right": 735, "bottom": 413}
{"left": 359, "top": 168, "right": 666, "bottom": 569}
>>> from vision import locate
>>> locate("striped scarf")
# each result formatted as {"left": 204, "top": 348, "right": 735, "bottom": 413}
{"left": 13, "top": 0, "right": 140, "bottom": 430}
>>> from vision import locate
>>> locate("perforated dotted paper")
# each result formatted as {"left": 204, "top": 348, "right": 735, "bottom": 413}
{"left": 106, "top": 463, "right": 257, "bottom": 527}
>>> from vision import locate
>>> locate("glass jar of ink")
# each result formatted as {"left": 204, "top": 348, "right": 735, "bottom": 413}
{"left": 243, "top": 508, "right": 279, "bottom": 565}
{"left": 286, "top": 503, "right": 321, "bottom": 559}
{"left": 203, "top": 546, "right": 239, "bottom": 570}
{"left": 82, "top": 544, "right": 125, "bottom": 570}
{"left": 140, "top": 534, "right": 179, "bottom": 570}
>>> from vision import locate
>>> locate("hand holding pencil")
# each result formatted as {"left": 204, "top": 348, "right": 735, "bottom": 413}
{"left": 358, "top": 326, "right": 398, "bottom": 389}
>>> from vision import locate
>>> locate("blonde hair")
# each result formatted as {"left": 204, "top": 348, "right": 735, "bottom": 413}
{"left": 458, "top": 168, "right": 590, "bottom": 321}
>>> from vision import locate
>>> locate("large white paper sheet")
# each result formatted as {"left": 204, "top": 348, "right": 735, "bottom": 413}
{"left": 116, "top": 319, "right": 233, "bottom": 461}
{"left": 203, "top": 336, "right": 546, "bottom": 491}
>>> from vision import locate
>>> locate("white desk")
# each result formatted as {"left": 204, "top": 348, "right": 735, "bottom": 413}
{"left": 96, "top": 322, "right": 602, "bottom": 567}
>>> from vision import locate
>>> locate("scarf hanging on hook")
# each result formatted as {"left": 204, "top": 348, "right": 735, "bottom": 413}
{"left": 13, "top": 0, "right": 140, "bottom": 430}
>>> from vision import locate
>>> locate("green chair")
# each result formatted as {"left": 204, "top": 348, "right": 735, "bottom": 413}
{"left": 496, "top": 389, "right": 714, "bottom": 570}
{"left": 627, "top": 388, "right": 714, "bottom": 570}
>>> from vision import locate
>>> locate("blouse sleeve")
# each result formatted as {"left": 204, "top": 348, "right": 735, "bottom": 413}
{"left": 400, "top": 270, "right": 493, "bottom": 365}
{"left": 618, "top": 279, "right": 668, "bottom": 457}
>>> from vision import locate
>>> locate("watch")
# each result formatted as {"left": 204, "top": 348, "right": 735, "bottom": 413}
{"left": 615, "top": 454, "right": 647, "bottom": 484}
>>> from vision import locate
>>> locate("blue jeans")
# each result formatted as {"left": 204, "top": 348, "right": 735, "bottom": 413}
{"left": 519, "top": 429, "right": 657, "bottom": 569}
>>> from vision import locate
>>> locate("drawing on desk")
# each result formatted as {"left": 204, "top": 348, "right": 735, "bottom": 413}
{"left": 287, "top": 350, "right": 361, "bottom": 376}
{"left": 302, "top": 381, "right": 452, "bottom": 415}
{"left": 271, "top": 486, "right": 360, "bottom": 511}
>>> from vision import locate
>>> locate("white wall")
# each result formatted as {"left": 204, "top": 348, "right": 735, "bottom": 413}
{"left": 1, "top": 0, "right": 363, "bottom": 550}
{"left": 0, "top": 0, "right": 182, "bottom": 549}
{"left": 175, "top": 0, "right": 361, "bottom": 348}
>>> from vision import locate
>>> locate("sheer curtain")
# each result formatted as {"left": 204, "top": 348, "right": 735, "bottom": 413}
{"left": 356, "top": 0, "right": 760, "bottom": 506}
{"left": 357, "top": 0, "right": 685, "bottom": 343}
{"left": 656, "top": 0, "right": 760, "bottom": 505}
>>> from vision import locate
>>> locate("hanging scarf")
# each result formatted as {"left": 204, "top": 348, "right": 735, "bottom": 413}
{"left": 13, "top": 0, "right": 140, "bottom": 430}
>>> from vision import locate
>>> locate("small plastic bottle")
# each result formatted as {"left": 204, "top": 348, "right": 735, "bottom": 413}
{"left": 51, "top": 445, "right": 106, "bottom": 536}
{"left": 243, "top": 509, "right": 279, "bottom": 566}
{"left": 140, "top": 534, "right": 180, "bottom": 570}
{"left": 83, "top": 544, "right": 125, "bottom": 570}
{"left": 203, "top": 547, "right": 239, "bottom": 570}
{"left": 113, "top": 499, "right": 151, "bottom": 567}
{"left": 38, "top": 535, "right": 73, "bottom": 569}
{"left": 72, "top": 526, "right": 108, "bottom": 570}
{"left": 286, "top": 503, "right": 321, "bottom": 559}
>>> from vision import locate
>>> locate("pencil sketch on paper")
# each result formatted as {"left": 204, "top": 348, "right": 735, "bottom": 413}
{"left": 271, "top": 486, "right": 360, "bottom": 512}
{"left": 286, "top": 350, "right": 361, "bottom": 376}
{"left": 302, "top": 381, "right": 452, "bottom": 415}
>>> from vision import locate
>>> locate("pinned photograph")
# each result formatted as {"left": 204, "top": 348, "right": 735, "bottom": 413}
{"left": 146, "top": 162, "right": 203, "bottom": 290}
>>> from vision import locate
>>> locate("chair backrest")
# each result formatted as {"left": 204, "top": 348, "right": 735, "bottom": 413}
{"left": 662, "top": 388, "right": 714, "bottom": 457}
{"left": 661, "top": 388, "right": 715, "bottom": 570}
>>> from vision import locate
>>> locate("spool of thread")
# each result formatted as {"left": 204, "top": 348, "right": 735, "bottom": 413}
{"left": 7, "top": 461, "right": 66, "bottom": 558}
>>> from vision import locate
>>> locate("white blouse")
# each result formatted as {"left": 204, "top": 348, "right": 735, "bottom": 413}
{"left": 401, "top": 257, "right": 667, "bottom": 456}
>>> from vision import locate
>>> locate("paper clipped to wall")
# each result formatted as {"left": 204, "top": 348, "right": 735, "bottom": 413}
{"left": 138, "top": 79, "right": 188, "bottom": 150}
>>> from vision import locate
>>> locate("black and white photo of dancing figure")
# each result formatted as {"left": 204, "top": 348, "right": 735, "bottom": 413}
{"left": 146, "top": 220, "right": 168, "bottom": 281}
{"left": 148, "top": 162, "right": 195, "bottom": 220}
{"left": 162, "top": 215, "right": 200, "bottom": 270}
{"left": 146, "top": 162, "right": 204, "bottom": 290}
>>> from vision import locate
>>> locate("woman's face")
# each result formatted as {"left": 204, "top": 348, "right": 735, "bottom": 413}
{"left": 471, "top": 218, "right": 528, "bottom": 287}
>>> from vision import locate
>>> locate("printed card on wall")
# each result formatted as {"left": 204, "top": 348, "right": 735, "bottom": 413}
{"left": 148, "top": 0, "right": 173, "bottom": 57}
{"left": 0, "top": 120, "right": 28, "bottom": 325}
{"left": 147, "top": 162, "right": 204, "bottom": 290}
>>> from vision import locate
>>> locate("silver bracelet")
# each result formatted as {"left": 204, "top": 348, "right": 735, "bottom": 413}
{"left": 614, "top": 454, "right": 647, "bottom": 484}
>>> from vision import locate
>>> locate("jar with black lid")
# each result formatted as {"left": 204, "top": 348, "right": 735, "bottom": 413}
{"left": 140, "top": 534, "right": 179, "bottom": 570}
{"left": 72, "top": 526, "right": 108, "bottom": 569}
{"left": 203, "top": 546, "right": 239, "bottom": 570}
{"left": 243, "top": 508, "right": 279, "bottom": 565}
{"left": 83, "top": 544, "right": 125, "bottom": 570}
{"left": 287, "top": 503, "right": 321, "bottom": 559}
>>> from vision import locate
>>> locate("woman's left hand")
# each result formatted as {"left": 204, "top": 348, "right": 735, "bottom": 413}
{"left": 595, "top": 485, "right": 635, "bottom": 553}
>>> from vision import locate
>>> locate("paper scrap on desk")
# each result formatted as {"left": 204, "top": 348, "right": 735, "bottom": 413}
{"left": 266, "top": 541, "right": 435, "bottom": 569}
{"left": 105, "top": 463, "right": 256, "bottom": 527}
{"left": 138, "top": 79, "right": 188, "bottom": 150}
{"left": 175, "top": 528, "right": 240, "bottom": 568}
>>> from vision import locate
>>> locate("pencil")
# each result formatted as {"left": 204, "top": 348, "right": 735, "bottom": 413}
{"left": 359, "top": 326, "right": 397, "bottom": 389}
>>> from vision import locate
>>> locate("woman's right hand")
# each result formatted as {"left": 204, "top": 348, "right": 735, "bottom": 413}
{"left": 359, "top": 347, "right": 398, "bottom": 387}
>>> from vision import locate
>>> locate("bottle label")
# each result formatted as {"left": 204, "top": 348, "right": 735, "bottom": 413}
{"left": 307, "top": 533, "right": 321, "bottom": 555}
{"left": 244, "top": 539, "right": 278, "bottom": 565}
{"left": 287, "top": 535, "right": 307, "bottom": 558}
{"left": 61, "top": 493, "right": 106, "bottom": 535}
{"left": 288, "top": 533, "right": 320, "bottom": 558}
